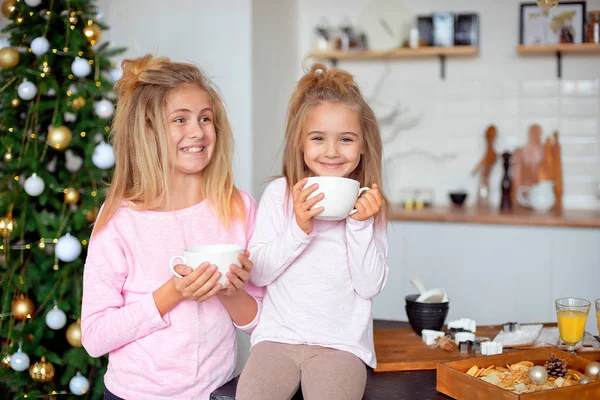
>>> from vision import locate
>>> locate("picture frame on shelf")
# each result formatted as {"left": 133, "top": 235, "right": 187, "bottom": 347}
{"left": 519, "top": 1, "right": 586, "bottom": 45}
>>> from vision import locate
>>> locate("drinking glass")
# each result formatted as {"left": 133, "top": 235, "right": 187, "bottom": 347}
{"left": 595, "top": 298, "right": 600, "bottom": 336}
{"left": 555, "top": 298, "right": 590, "bottom": 353}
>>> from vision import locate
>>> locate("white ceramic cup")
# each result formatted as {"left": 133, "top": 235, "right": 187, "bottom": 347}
{"left": 305, "top": 176, "right": 370, "bottom": 221}
{"left": 517, "top": 180, "right": 555, "bottom": 212}
{"left": 169, "top": 244, "right": 245, "bottom": 287}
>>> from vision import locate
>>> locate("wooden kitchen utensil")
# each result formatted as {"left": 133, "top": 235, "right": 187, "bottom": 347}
{"left": 472, "top": 125, "right": 498, "bottom": 207}
{"left": 553, "top": 131, "right": 563, "bottom": 210}
{"left": 511, "top": 124, "right": 544, "bottom": 207}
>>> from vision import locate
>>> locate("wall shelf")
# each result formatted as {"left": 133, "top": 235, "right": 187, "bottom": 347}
{"left": 306, "top": 46, "right": 479, "bottom": 80}
{"left": 516, "top": 43, "right": 600, "bottom": 78}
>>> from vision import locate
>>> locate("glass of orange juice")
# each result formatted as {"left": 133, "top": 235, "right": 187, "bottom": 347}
{"left": 596, "top": 298, "right": 600, "bottom": 336}
{"left": 555, "top": 298, "right": 590, "bottom": 353}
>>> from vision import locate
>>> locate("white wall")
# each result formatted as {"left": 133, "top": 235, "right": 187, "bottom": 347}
{"left": 99, "top": 0, "right": 254, "bottom": 193}
{"left": 251, "top": 0, "right": 298, "bottom": 196}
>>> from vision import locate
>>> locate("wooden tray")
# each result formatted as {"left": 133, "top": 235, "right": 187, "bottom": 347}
{"left": 374, "top": 325, "right": 600, "bottom": 372}
{"left": 436, "top": 348, "right": 600, "bottom": 399}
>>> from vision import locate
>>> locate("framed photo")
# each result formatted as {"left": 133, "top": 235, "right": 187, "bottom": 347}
{"left": 519, "top": 1, "right": 586, "bottom": 44}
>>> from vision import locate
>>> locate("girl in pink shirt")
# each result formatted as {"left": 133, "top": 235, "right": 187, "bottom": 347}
{"left": 236, "top": 64, "right": 389, "bottom": 400}
{"left": 81, "top": 55, "right": 263, "bottom": 400}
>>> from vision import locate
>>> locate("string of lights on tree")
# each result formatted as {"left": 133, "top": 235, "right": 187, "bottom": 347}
{"left": 1, "top": 0, "right": 125, "bottom": 397}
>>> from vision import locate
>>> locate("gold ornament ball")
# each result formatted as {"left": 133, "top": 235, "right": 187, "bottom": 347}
{"left": 72, "top": 96, "right": 86, "bottom": 110}
{"left": 68, "top": 14, "right": 78, "bottom": 25}
{"left": 11, "top": 98, "right": 20, "bottom": 107}
{"left": 1, "top": 354, "right": 10, "bottom": 369}
{"left": 42, "top": 64, "right": 51, "bottom": 74}
{"left": 1, "top": 0, "right": 15, "bottom": 18}
{"left": 48, "top": 125, "right": 72, "bottom": 150}
{"left": 3, "top": 152, "right": 13, "bottom": 162}
{"left": 29, "top": 356, "right": 55, "bottom": 382}
{"left": 0, "top": 215, "right": 16, "bottom": 238}
{"left": 66, "top": 321, "right": 82, "bottom": 347}
{"left": 11, "top": 296, "right": 35, "bottom": 321}
{"left": 0, "top": 47, "right": 20, "bottom": 68}
{"left": 82, "top": 24, "right": 101, "bottom": 45}
{"left": 64, "top": 188, "right": 80, "bottom": 204}
{"left": 85, "top": 207, "right": 99, "bottom": 223}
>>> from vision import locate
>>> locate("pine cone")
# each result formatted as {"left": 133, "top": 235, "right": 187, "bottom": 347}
{"left": 544, "top": 355, "right": 568, "bottom": 378}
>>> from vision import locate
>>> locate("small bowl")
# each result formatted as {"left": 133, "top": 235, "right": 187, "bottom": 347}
{"left": 449, "top": 192, "right": 467, "bottom": 206}
{"left": 405, "top": 294, "right": 450, "bottom": 335}
{"left": 405, "top": 294, "right": 449, "bottom": 309}
{"left": 406, "top": 306, "right": 449, "bottom": 335}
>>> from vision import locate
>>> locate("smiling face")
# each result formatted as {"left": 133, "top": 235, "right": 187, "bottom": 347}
{"left": 165, "top": 83, "right": 216, "bottom": 178}
{"left": 302, "top": 101, "right": 363, "bottom": 178}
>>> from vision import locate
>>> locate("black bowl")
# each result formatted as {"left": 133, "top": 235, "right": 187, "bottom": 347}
{"left": 449, "top": 192, "right": 468, "bottom": 206}
{"left": 406, "top": 305, "right": 449, "bottom": 335}
{"left": 405, "top": 294, "right": 449, "bottom": 309}
{"left": 405, "top": 306, "right": 448, "bottom": 314}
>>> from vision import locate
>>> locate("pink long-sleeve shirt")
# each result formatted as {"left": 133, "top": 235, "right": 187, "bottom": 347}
{"left": 248, "top": 178, "right": 388, "bottom": 368}
{"left": 82, "top": 190, "right": 263, "bottom": 400}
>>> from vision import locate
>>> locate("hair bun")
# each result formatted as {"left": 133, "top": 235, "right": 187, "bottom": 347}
{"left": 117, "top": 55, "right": 155, "bottom": 97}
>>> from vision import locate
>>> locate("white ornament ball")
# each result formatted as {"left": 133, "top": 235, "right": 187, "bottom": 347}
{"left": 45, "top": 305, "right": 67, "bottom": 330}
{"left": 18, "top": 80, "right": 38, "bottom": 101}
{"left": 30, "top": 37, "right": 50, "bottom": 56}
{"left": 0, "top": 38, "right": 10, "bottom": 49}
{"left": 71, "top": 57, "right": 91, "bottom": 78}
{"left": 580, "top": 375, "right": 593, "bottom": 384}
{"left": 585, "top": 361, "right": 600, "bottom": 379}
{"left": 69, "top": 371, "right": 90, "bottom": 395}
{"left": 24, "top": 173, "right": 45, "bottom": 196}
{"left": 46, "top": 88, "right": 56, "bottom": 96}
{"left": 528, "top": 366, "right": 548, "bottom": 385}
{"left": 65, "top": 150, "right": 83, "bottom": 172}
{"left": 94, "top": 99, "right": 114, "bottom": 119}
{"left": 10, "top": 351, "right": 30, "bottom": 372}
{"left": 55, "top": 233, "right": 82, "bottom": 263}
{"left": 108, "top": 66, "right": 123, "bottom": 83}
{"left": 46, "top": 157, "right": 57, "bottom": 173}
{"left": 92, "top": 142, "right": 115, "bottom": 169}
{"left": 64, "top": 112, "right": 77, "bottom": 123}
{"left": 94, "top": 9, "right": 104, "bottom": 22}
{"left": 25, "top": 0, "right": 43, "bottom": 6}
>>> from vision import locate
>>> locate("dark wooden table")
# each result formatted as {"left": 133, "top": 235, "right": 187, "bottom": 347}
{"left": 210, "top": 320, "right": 452, "bottom": 400}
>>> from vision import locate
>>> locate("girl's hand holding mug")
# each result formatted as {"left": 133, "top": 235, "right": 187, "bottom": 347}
{"left": 350, "top": 184, "right": 383, "bottom": 222}
{"left": 293, "top": 178, "right": 324, "bottom": 234}
{"left": 219, "top": 250, "right": 253, "bottom": 297}
{"left": 172, "top": 263, "right": 222, "bottom": 303}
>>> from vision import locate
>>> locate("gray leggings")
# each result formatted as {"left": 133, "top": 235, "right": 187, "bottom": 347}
{"left": 236, "top": 341, "right": 367, "bottom": 400}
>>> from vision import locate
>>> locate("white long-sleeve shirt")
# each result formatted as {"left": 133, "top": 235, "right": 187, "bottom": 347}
{"left": 249, "top": 177, "right": 389, "bottom": 367}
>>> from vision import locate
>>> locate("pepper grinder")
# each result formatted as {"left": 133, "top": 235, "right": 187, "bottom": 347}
{"left": 500, "top": 152, "right": 512, "bottom": 211}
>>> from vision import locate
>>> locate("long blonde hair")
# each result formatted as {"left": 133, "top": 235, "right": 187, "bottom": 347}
{"left": 93, "top": 55, "right": 244, "bottom": 234}
{"left": 282, "top": 63, "right": 388, "bottom": 223}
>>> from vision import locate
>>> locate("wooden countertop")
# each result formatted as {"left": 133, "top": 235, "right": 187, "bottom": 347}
{"left": 389, "top": 206, "right": 600, "bottom": 229}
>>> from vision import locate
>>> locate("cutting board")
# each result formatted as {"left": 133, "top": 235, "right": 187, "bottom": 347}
{"left": 373, "top": 325, "right": 600, "bottom": 372}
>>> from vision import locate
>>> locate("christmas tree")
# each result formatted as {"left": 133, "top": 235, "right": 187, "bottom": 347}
{"left": 0, "top": 0, "right": 125, "bottom": 398}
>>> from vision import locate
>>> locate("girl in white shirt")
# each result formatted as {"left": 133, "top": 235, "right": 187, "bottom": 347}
{"left": 236, "top": 64, "right": 389, "bottom": 400}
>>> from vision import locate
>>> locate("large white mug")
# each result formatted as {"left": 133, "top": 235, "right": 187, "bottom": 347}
{"left": 169, "top": 244, "right": 245, "bottom": 286}
{"left": 517, "top": 180, "right": 555, "bottom": 212}
{"left": 305, "top": 176, "right": 370, "bottom": 221}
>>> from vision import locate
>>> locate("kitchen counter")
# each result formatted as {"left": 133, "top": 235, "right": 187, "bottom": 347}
{"left": 389, "top": 206, "right": 600, "bottom": 229}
